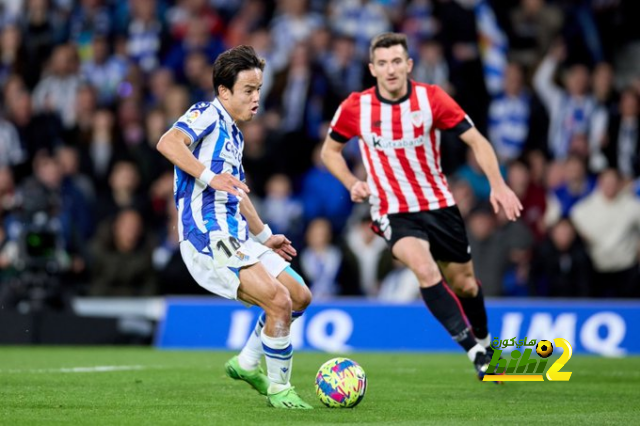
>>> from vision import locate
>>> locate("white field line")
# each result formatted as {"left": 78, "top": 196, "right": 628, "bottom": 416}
{"left": 1, "top": 365, "right": 154, "bottom": 374}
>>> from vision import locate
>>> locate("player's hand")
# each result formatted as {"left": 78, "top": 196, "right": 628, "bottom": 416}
{"left": 265, "top": 234, "right": 297, "bottom": 261}
{"left": 350, "top": 180, "right": 371, "bottom": 203}
{"left": 209, "top": 173, "right": 250, "bottom": 198}
{"left": 490, "top": 184, "right": 523, "bottom": 222}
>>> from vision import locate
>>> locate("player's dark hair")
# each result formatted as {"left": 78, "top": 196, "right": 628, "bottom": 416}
{"left": 212, "top": 45, "right": 265, "bottom": 96}
{"left": 369, "top": 33, "right": 409, "bottom": 62}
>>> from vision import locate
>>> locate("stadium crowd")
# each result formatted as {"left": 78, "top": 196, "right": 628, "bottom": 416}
{"left": 0, "top": 0, "right": 639, "bottom": 311}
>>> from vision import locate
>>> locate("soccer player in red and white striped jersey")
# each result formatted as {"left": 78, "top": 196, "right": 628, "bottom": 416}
{"left": 321, "top": 33, "right": 522, "bottom": 380}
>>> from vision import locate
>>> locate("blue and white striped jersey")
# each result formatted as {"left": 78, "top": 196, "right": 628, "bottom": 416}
{"left": 172, "top": 98, "right": 248, "bottom": 252}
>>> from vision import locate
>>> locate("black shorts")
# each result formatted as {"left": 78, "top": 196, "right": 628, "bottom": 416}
{"left": 371, "top": 206, "right": 471, "bottom": 263}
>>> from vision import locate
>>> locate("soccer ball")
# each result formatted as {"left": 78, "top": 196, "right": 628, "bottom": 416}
{"left": 315, "top": 357, "right": 367, "bottom": 408}
{"left": 536, "top": 340, "right": 554, "bottom": 358}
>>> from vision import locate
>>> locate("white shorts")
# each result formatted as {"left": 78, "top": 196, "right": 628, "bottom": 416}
{"left": 180, "top": 235, "right": 289, "bottom": 301}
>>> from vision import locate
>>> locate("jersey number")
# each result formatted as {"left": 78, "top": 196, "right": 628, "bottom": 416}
{"left": 216, "top": 237, "right": 241, "bottom": 258}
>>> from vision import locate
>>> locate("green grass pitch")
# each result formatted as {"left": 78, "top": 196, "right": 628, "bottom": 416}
{"left": 1, "top": 347, "right": 639, "bottom": 425}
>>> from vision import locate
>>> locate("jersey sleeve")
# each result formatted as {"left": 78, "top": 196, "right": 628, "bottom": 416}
{"left": 328, "top": 93, "right": 360, "bottom": 143}
{"left": 428, "top": 85, "right": 474, "bottom": 135}
{"left": 172, "top": 102, "right": 217, "bottom": 144}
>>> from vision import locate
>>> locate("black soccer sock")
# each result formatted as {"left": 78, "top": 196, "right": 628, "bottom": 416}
{"left": 457, "top": 282, "right": 489, "bottom": 340}
{"left": 420, "top": 282, "right": 477, "bottom": 352}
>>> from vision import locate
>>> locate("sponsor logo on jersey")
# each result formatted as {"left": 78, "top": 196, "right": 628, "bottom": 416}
{"left": 371, "top": 134, "right": 425, "bottom": 149}
{"left": 185, "top": 110, "right": 201, "bottom": 124}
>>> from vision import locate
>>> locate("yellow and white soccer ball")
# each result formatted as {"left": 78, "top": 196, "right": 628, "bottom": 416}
{"left": 536, "top": 340, "right": 554, "bottom": 358}
{"left": 315, "top": 357, "right": 367, "bottom": 408}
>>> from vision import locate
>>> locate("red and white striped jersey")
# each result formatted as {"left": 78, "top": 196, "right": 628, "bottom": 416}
{"left": 329, "top": 80, "right": 473, "bottom": 220}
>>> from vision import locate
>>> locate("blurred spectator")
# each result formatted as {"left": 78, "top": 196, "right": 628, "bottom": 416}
{"left": 55, "top": 144, "right": 95, "bottom": 204}
{"left": 340, "top": 212, "right": 393, "bottom": 297}
{"left": 164, "top": 15, "right": 225, "bottom": 83}
{"left": 449, "top": 178, "right": 476, "bottom": 220}
{"left": 96, "top": 160, "right": 147, "bottom": 223}
{"left": 0, "top": 112, "right": 27, "bottom": 168}
{"left": 270, "top": 0, "right": 324, "bottom": 70}
{"left": 508, "top": 0, "right": 563, "bottom": 71}
{"left": 124, "top": 0, "right": 166, "bottom": 74}
{"left": 323, "top": 35, "right": 365, "bottom": 99}
{"left": 117, "top": 97, "right": 145, "bottom": 147}
{"left": 589, "top": 62, "right": 616, "bottom": 172}
{"left": 267, "top": 41, "right": 338, "bottom": 140}
{"left": 68, "top": 0, "right": 112, "bottom": 62}
{"left": 488, "top": 63, "right": 531, "bottom": 163}
{"left": 32, "top": 44, "right": 82, "bottom": 129}
{"left": 81, "top": 35, "right": 128, "bottom": 106}
{"left": 153, "top": 196, "right": 203, "bottom": 295}
{"left": 65, "top": 84, "right": 97, "bottom": 146}
{"left": 224, "top": 0, "right": 269, "bottom": 48}
{"left": 89, "top": 208, "right": 156, "bottom": 296}
{"left": 130, "top": 108, "right": 172, "bottom": 186}
{"left": 260, "top": 174, "right": 303, "bottom": 241}
{"left": 401, "top": 0, "right": 437, "bottom": 58}
{"left": 530, "top": 218, "right": 591, "bottom": 297}
{"left": 603, "top": 89, "right": 640, "bottom": 179}
{"left": 0, "top": 166, "right": 17, "bottom": 218}
{"left": 146, "top": 67, "right": 175, "bottom": 110}
{"left": 81, "top": 109, "right": 125, "bottom": 189}
{"left": 329, "top": 0, "right": 390, "bottom": 58}
{"left": 162, "top": 85, "right": 191, "bottom": 125}
{"left": 412, "top": 39, "right": 450, "bottom": 90}
{"left": 455, "top": 148, "right": 507, "bottom": 201}
{"left": 20, "top": 0, "right": 64, "bottom": 89}
{"left": 377, "top": 260, "right": 420, "bottom": 302}
{"left": 545, "top": 155, "right": 595, "bottom": 224}
{"left": 467, "top": 204, "right": 504, "bottom": 296}
{"left": 298, "top": 218, "right": 342, "bottom": 300}
{"left": 533, "top": 44, "right": 596, "bottom": 160}
{"left": 301, "top": 145, "right": 352, "bottom": 234}
{"left": 497, "top": 209, "right": 534, "bottom": 297}
{"left": 571, "top": 169, "right": 640, "bottom": 297}
{"left": 0, "top": 24, "right": 27, "bottom": 86}
{"left": 166, "top": 0, "right": 225, "bottom": 41}
{"left": 241, "top": 117, "right": 275, "bottom": 196}
{"left": 508, "top": 160, "right": 546, "bottom": 241}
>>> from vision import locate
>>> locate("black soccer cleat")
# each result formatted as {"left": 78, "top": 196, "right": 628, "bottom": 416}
{"left": 474, "top": 352, "right": 503, "bottom": 384}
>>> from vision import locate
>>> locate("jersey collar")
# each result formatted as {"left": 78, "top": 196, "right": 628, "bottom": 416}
{"left": 212, "top": 97, "right": 235, "bottom": 125}
{"left": 375, "top": 79, "right": 413, "bottom": 105}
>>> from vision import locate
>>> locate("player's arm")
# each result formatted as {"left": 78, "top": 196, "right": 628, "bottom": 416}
{"left": 321, "top": 94, "right": 370, "bottom": 202}
{"left": 459, "top": 127, "right": 523, "bottom": 221}
{"left": 320, "top": 135, "right": 370, "bottom": 202}
{"left": 156, "top": 129, "right": 248, "bottom": 197}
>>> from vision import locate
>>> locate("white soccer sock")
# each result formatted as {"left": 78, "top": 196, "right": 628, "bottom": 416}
{"left": 477, "top": 333, "right": 492, "bottom": 349}
{"left": 261, "top": 329, "right": 293, "bottom": 394}
{"left": 467, "top": 343, "right": 486, "bottom": 362}
{"left": 238, "top": 311, "right": 303, "bottom": 371}
{"left": 238, "top": 312, "right": 266, "bottom": 371}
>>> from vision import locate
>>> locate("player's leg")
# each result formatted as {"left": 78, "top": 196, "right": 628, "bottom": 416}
{"left": 391, "top": 237, "right": 485, "bottom": 355}
{"left": 438, "top": 260, "right": 491, "bottom": 350}
{"left": 233, "top": 265, "right": 311, "bottom": 384}
{"left": 236, "top": 264, "right": 312, "bottom": 409}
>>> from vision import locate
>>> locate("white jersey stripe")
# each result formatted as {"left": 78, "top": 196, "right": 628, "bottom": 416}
{"left": 377, "top": 102, "right": 401, "bottom": 213}
{"left": 416, "top": 86, "right": 454, "bottom": 206}
{"left": 399, "top": 100, "right": 439, "bottom": 208}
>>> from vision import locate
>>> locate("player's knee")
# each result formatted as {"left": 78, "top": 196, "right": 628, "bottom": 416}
{"left": 267, "top": 284, "right": 292, "bottom": 319}
{"left": 292, "top": 285, "right": 312, "bottom": 312}
{"left": 412, "top": 263, "right": 441, "bottom": 285}
{"left": 451, "top": 275, "right": 478, "bottom": 297}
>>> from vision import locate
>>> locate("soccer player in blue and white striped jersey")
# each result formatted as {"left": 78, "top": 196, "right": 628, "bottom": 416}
{"left": 157, "top": 46, "right": 313, "bottom": 409}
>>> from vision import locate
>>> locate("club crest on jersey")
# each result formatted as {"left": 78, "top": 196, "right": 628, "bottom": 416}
{"left": 411, "top": 111, "right": 423, "bottom": 128}
{"left": 234, "top": 250, "right": 250, "bottom": 261}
